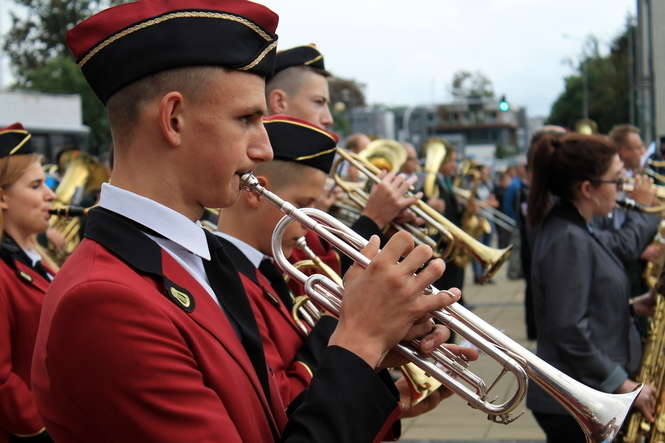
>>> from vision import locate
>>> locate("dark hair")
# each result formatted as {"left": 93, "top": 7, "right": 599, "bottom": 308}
{"left": 528, "top": 134, "right": 617, "bottom": 227}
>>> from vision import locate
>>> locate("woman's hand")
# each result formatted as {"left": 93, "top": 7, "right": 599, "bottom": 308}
{"left": 631, "top": 292, "right": 656, "bottom": 317}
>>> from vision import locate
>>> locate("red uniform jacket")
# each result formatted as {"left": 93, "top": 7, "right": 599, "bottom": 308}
{"left": 0, "top": 241, "right": 52, "bottom": 442}
{"left": 32, "top": 208, "right": 399, "bottom": 443}
{"left": 219, "top": 237, "right": 337, "bottom": 405}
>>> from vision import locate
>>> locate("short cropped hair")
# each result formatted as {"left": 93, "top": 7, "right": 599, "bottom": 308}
{"left": 254, "top": 160, "right": 320, "bottom": 191}
{"left": 107, "top": 66, "right": 223, "bottom": 144}
{"left": 266, "top": 65, "right": 330, "bottom": 98}
{"left": 609, "top": 124, "right": 640, "bottom": 147}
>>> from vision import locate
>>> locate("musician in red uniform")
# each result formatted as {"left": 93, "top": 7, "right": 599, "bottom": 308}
{"left": 217, "top": 115, "right": 477, "bottom": 419}
{"left": 31, "top": 1, "right": 459, "bottom": 442}
{"left": 267, "top": 44, "right": 421, "bottom": 278}
{"left": 0, "top": 124, "right": 55, "bottom": 443}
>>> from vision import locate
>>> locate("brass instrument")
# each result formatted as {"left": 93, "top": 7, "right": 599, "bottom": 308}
{"left": 332, "top": 144, "right": 456, "bottom": 261}
{"left": 455, "top": 166, "right": 492, "bottom": 268}
{"left": 241, "top": 172, "right": 643, "bottom": 441}
{"left": 335, "top": 146, "right": 511, "bottom": 281}
{"left": 616, "top": 198, "right": 665, "bottom": 215}
{"left": 453, "top": 186, "right": 516, "bottom": 232}
{"left": 644, "top": 167, "right": 665, "bottom": 186}
{"left": 648, "top": 159, "right": 665, "bottom": 169}
{"left": 357, "top": 138, "right": 406, "bottom": 173}
{"left": 623, "top": 271, "right": 665, "bottom": 442}
{"left": 48, "top": 151, "right": 109, "bottom": 264}
{"left": 622, "top": 180, "right": 665, "bottom": 201}
{"left": 575, "top": 119, "right": 599, "bottom": 135}
{"left": 292, "top": 236, "right": 444, "bottom": 406}
{"left": 422, "top": 138, "right": 448, "bottom": 199}
{"left": 49, "top": 206, "right": 89, "bottom": 217}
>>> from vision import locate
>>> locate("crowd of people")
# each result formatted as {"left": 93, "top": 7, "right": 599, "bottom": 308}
{"left": 0, "top": 1, "right": 662, "bottom": 442}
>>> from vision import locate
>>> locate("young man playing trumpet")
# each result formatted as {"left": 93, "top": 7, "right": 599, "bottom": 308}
{"left": 31, "top": 1, "right": 461, "bottom": 441}
{"left": 216, "top": 114, "right": 477, "bottom": 422}
{"left": 266, "top": 44, "right": 422, "bottom": 275}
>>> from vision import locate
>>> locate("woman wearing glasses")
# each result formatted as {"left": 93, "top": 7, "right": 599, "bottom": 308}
{"left": 525, "top": 133, "right": 657, "bottom": 442}
{"left": 0, "top": 124, "right": 56, "bottom": 443}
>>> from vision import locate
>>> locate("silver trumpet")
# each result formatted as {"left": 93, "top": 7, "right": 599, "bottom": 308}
{"left": 241, "top": 173, "right": 643, "bottom": 442}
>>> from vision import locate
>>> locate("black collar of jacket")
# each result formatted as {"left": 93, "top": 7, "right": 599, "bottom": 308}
{"left": 0, "top": 234, "right": 28, "bottom": 269}
{"left": 547, "top": 200, "right": 588, "bottom": 229}
{"left": 84, "top": 207, "right": 197, "bottom": 312}
{"left": 215, "top": 235, "right": 260, "bottom": 284}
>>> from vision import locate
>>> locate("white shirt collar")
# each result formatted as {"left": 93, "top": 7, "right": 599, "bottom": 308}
{"left": 214, "top": 231, "right": 266, "bottom": 269}
{"left": 98, "top": 183, "right": 210, "bottom": 260}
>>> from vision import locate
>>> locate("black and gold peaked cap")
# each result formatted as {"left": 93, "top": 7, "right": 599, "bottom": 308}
{"left": 67, "top": 0, "right": 279, "bottom": 104}
{"left": 0, "top": 123, "right": 33, "bottom": 158}
{"left": 264, "top": 115, "right": 338, "bottom": 174}
{"left": 273, "top": 44, "right": 325, "bottom": 75}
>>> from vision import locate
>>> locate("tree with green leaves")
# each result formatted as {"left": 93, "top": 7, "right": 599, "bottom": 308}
{"left": 4, "top": 0, "right": 127, "bottom": 151}
{"left": 449, "top": 70, "right": 495, "bottom": 101}
{"left": 548, "top": 20, "right": 634, "bottom": 134}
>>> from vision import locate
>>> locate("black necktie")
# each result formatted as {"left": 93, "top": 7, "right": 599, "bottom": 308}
{"left": 258, "top": 258, "right": 293, "bottom": 308}
{"left": 33, "top": 260, "right": 52, "bottom": 281}
{"left": 203, "top": 232, "right": 271, "bottom": 401}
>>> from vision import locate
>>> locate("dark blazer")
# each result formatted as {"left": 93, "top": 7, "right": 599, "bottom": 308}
{"left": 32, "top": 208, "right": 399, "bottom": 443}
{"left": 0, "top": 238, "right": 52, "bottom": 442}
{"left": 434, "top": 173, "right": 465, "bottom": 290}
{"left": 527, "top": 202, "right": 642, "bottom": 415}
{"left": 592, "top": 208, "right": 660, "bottom": 298}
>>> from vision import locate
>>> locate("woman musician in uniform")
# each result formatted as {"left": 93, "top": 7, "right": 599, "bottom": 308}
{"left": 0, "top": 124, "right": 55, "bottom": 443}
{"left": 526, "top": 133, "right": 656, "bottom": 442}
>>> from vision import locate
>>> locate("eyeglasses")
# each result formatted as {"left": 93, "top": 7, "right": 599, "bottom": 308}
{"left": 591, "top": 178, "right": 625, "bottom": 189}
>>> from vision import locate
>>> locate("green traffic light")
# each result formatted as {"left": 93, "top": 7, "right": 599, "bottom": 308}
{"left": 498, "top": 95, "right": 510, "bottom": 112}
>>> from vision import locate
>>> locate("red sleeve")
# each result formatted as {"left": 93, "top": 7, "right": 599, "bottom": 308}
{"left": 0, "top": 285, "right": 45, "bottom": 436}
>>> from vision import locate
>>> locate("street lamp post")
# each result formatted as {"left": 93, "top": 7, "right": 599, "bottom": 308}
{"left": 563, "top": 33, "right": 591, "bottom": 120}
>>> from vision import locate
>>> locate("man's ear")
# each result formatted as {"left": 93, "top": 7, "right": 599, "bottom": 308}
{"left": 246, "top": 175, "right": 270, "bottom": 209}
{"left": 267, "top": 89, "right": 289, "bottom": 115}
{"left": 158, "top": 91, "right": 185, "bottom": 148}
{"left": 0, "top": 190, "right": 7, "bottom": 210}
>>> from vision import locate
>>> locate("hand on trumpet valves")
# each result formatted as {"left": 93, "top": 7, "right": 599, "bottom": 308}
{"left": 396, "top": 344, "right": 480, "bottom": 418}
{"left": 627, "top": 173, "right": 657, "bottom": 206}
{"left": 616, "top": 379, "right": 657, "bottom": 422}
{"left": 328, "top": 231, "right": 460, "bottom": 370}
{"left": 362, "top": 171, "right": 422, "bottom": 229}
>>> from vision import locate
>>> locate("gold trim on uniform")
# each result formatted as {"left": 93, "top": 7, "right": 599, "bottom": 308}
{"left": 264, "top": 119, "right": 337, "bottom": 142}
{"left": 303, "top": 54, "right": 323, "bottom": 66}
{"left": 239, "top": 41, "right": 278, "bottom": 71}
{"left": 294, "top": 360, "right": 313, "bottom": 379}
{"left": 18, "top": 270, "right": 33, "bottom": 282}
{"left": 79, "top": 11, "right": 274, "bottom": 68}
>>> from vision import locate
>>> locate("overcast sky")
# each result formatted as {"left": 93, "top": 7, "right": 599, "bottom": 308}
{"left": 0, "top": 0, "right": 635, "bottom": 118}
{"left": 261, "top": 0, "right": 635, "bottom": 117}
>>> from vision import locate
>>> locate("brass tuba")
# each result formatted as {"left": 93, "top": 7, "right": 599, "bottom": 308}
{"left": 47, "top": 151, "right": 109, "bottom": 264}
{"left": 575, "top": 119, "right": 599, "bottom": 135}
{"left": 422, "top": 138, "right": 448, "bottom": 199}
{"left": 240, "top": 172, "right": 643, "bottom": 441}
